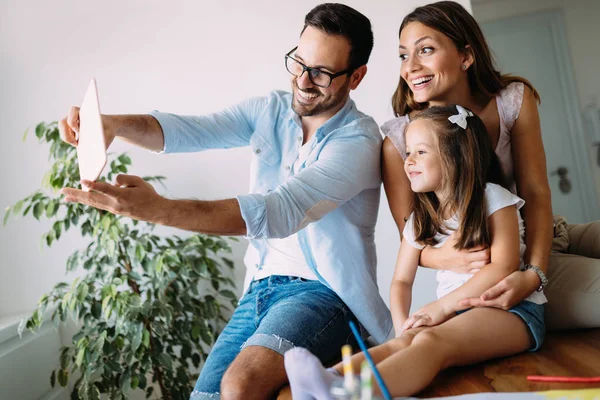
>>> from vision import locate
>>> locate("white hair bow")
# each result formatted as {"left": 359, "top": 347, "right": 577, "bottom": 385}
{"left": 448, "top": 105, "right": 474, "bottom": 129}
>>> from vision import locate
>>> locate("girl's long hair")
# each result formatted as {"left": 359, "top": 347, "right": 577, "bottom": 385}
{"left": 392, "top": 1, "right": 540, "bottom": 116}
{"left": 410, "top": 106, "right": 507, "bottom": 249}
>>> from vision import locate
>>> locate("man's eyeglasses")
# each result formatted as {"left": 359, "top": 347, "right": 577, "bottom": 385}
{"left": 285, "top": 47, "right": 354, "bottom": 88}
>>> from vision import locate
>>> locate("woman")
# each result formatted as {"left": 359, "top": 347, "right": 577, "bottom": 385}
{"left": 382, "top": 0, "right": 600, "bottom": 330}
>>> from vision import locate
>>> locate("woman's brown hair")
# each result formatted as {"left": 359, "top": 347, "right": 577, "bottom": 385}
{"left": 392, "top": 1, "right": 540, "bottom": 116}
{"left": 410, "top": 105, "right": 507, "bottom": 249}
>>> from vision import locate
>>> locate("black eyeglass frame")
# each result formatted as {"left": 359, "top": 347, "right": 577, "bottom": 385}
{"left": 284, "top": 46, "right": 355, "bottom": 88}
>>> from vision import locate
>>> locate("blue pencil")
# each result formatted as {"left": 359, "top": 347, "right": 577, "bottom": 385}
{"left": 349, "top": 321, "right": 393, "bottom": 400}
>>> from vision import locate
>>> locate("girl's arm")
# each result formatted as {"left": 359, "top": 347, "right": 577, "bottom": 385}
{"left": 402, "top": 205, "right": 521, "bottom": 331}
{"left": 390, "top": 239, "right": 421, "bottom": 337}
{"left": 460, "top": 86, "right": 553, "bottom": 309}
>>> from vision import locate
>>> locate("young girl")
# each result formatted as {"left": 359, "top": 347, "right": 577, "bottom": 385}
{"left": 284, "top": 105, "right": 546, "bottom": 399}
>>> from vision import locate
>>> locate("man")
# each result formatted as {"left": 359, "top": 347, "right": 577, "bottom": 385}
{"left": 60, "top": 3, "right": 392, "bottom": 399}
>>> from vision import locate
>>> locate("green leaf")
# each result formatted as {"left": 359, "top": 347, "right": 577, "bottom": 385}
{"left": 157, "top": 353, "right": 173, "bottom": 370}
{"left": 91, "top": 301, "right": 102, "bottom": 319}
{"left": 199, "top": 324, "right": 213, "bottom": 345}
{"left": 33, "top": 202, "right": 44, "bottom": 220}
{"left": 22, "top": 127, "right": 29, "bottom": 141}
{"left": 60, "top": 348, "right": 70, "bottom": 370}
{"left": 152, "top": 323, "right": 166, "bottom": 337}
{"left": 219, "top": 290, "right": 237, "bottom": 300}
{"left": 142, "top": 328, "right": 150, "bottom": 348}
{"left": 75, "top": 347, "right": 85, "bottom": 368}
{"left": 222, "top": 257, "right": 235, "bottom": 269}
{"left": 90, "top": 385, "right": 100, "bottom": 400}
{"left": 127, "top": 294, "right": 141, "bottom": 308}
{"left": 156, "top": 255, "right": 164, "bottom": 275}
{"left": 46, "top": 200, "right": 58, "bottom": 218}
{"left": 106, "top": 239, "right": 116, "bottom": 258}
{"left": 192, "top": 353, "right": 201, "bottom": 368}
{"left": 53, "top": 221, "right": 62, "bottom": 240}
{"left": 102, "top": 296, "right": 112, "bottom": 317}
{"left": 77, "top": 283, "right": 89, "bottom": 302}
{"left": 77, "top": 384, "right": 87, "bottom": 399}
{"left": 35, "top": 123, "right": 45, "bottom": 139}
{"left": 101, "top": 214, "right": 111, "bottom": 231}
{"left": 50, "top": 370, "right": 56, "bottom": 388}
{"left": 131, "top": 375, "right": 140, "bottom": 390}
{"left": 3, "top": 207, "right": 10, "bottom": 226}
{"left": 120, "top": 369, "right": 131, "bottom": 393}
{"left": 114, "top": 336, "right": 125, "bottom": 350}
{"left": 118, "top": 154, "right": 132, "bottom": 165}
{"left": 45, "top": 230, "right": 55, "bottom": 247}
{"left": 131, "top": 324, "right": 143, "bottom": 352}
{"left": 57, "top": 369, "right": 68, "bottom": 387}
{"left": 191, "top": 324, "right": 201, "bottom": 340}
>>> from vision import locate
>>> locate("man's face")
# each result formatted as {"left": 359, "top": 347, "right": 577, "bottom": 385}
{"left": 290, "top": 26, "right": 353, "bottom": 119}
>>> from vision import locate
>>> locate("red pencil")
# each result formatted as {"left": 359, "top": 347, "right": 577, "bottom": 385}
{"left": 527, "top": 375, "right": 600, "bottom": 383}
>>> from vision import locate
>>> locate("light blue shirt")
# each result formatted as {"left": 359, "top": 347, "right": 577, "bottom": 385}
{"left": 150, "top": 91, "right": 393, "bottom": 343}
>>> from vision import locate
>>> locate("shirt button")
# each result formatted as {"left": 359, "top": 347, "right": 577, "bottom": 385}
{"left": 254, "top": 148, "right": 261, "bottom": 154}
{"left": 297, "top": 136, "right": 302, "bottom": 142}
{"left": 285, "top": 166, "right": 291, "bottom": 170}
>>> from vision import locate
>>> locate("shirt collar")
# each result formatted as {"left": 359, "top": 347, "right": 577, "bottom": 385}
{"left": 282, "top": 94, "right": 355, "bottom": 141}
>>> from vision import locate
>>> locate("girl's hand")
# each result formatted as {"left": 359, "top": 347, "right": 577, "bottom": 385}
{"left": 458, "top": 269, "right": 541, "bottom": 310}
{"left": 400, "top": 301, "right": 454, "bottom": 333}
{"left": 429, "top": 233, "right": 490, "bottom": 273}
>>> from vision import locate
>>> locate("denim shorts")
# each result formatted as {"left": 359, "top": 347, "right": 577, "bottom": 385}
{"left": 190, "top": 275, "right": 357, "bottom": 400}
{"left": 507, "top": 300, "right": 546, "bottom": 351}
{"left": 458, "top": 300, "right": 545, "bottom": 351}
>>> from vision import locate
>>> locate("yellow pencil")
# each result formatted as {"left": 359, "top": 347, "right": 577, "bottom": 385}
{"left": 342, "top": 344, "right": 356, "bottom": 393}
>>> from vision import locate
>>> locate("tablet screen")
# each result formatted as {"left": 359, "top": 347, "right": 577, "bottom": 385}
{"left": 77, "top": 78, "right": 107, "bottom": 187}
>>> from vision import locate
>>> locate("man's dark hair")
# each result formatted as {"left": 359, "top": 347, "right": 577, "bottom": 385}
{"left": 302, "top": 3, "right": 373, "bottom": 70}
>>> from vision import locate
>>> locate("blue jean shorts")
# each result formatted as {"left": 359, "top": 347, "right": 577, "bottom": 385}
{"left": 507, "top": 300, "right": 546, "bottom": 351}
{"left": 458, "top": 300, "right": 545, "bottom": 351}
{"left": 190, "top": 275, "right": 357, "bottom": 400}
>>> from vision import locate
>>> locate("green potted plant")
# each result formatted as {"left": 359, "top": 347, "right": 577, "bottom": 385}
{"left": 4, "top": 122, "right": 238, "bottom": 399}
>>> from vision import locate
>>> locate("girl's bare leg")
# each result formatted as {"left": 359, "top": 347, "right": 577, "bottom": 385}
{"left": 330, "top": 326, "right": 428, "bottom": 374}
{"left": 283, "top": 328, "right": 427, "bottom": 400}
{"left": 373, "top": 307, "right": 532, "bottom": 397}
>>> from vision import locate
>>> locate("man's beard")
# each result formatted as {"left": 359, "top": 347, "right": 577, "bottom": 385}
{"left": 291, "top": 79, "right": 349, "bottom": 117}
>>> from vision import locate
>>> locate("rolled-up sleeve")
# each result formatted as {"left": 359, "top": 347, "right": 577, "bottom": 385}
{"left": 149, "top": 95, "right": 270, "bottom": 154}
{"left": 237, "top": 121, "right": 382, "bottom": 239}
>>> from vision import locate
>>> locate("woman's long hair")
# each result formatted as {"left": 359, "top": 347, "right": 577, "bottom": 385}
{"left": 392, "top": 1, "right": 540, "bottom": 116}
{"left": 410, "top": 105, "right": 507, "bottom": 249}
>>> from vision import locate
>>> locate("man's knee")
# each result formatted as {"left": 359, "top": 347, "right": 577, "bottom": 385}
{"left": 220, "top": 346, "right": 286, "bottom": 400}
{"left": 221, "top": 368, "right": 253, "bottom": 400}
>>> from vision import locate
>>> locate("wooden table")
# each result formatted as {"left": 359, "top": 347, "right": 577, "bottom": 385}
{"left": 419, "top": 329, "right": 600, "bottom": 397}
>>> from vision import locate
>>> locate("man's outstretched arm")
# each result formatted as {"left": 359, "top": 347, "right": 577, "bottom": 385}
{"left": 61, "top": 174, "right": 246, "bottom": 236}
{"left": 59, "top": 108, "right": 165, "bottom": 152}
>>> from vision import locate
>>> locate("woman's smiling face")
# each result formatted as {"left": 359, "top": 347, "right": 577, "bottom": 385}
{"left": 399, "top": 22, "right": 468, "bottom": 106}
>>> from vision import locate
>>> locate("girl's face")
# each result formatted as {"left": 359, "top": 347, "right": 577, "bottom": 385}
{"left": 404, "top": 119, "right": 444, "bottom": 195}
{"left": 399, "top": 22, "right": 468, "bottom": 105}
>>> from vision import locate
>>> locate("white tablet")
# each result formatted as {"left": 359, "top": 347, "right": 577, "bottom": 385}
{"left": 77, "top": 78, "right": 107, "bottom": 188}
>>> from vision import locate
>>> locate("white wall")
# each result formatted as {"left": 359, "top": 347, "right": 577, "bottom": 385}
{"left": 0, "top": 0, "right": 472, "bottom": 327}
{"left": 473, "top": 0, "right": 600, "bottom": 209}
